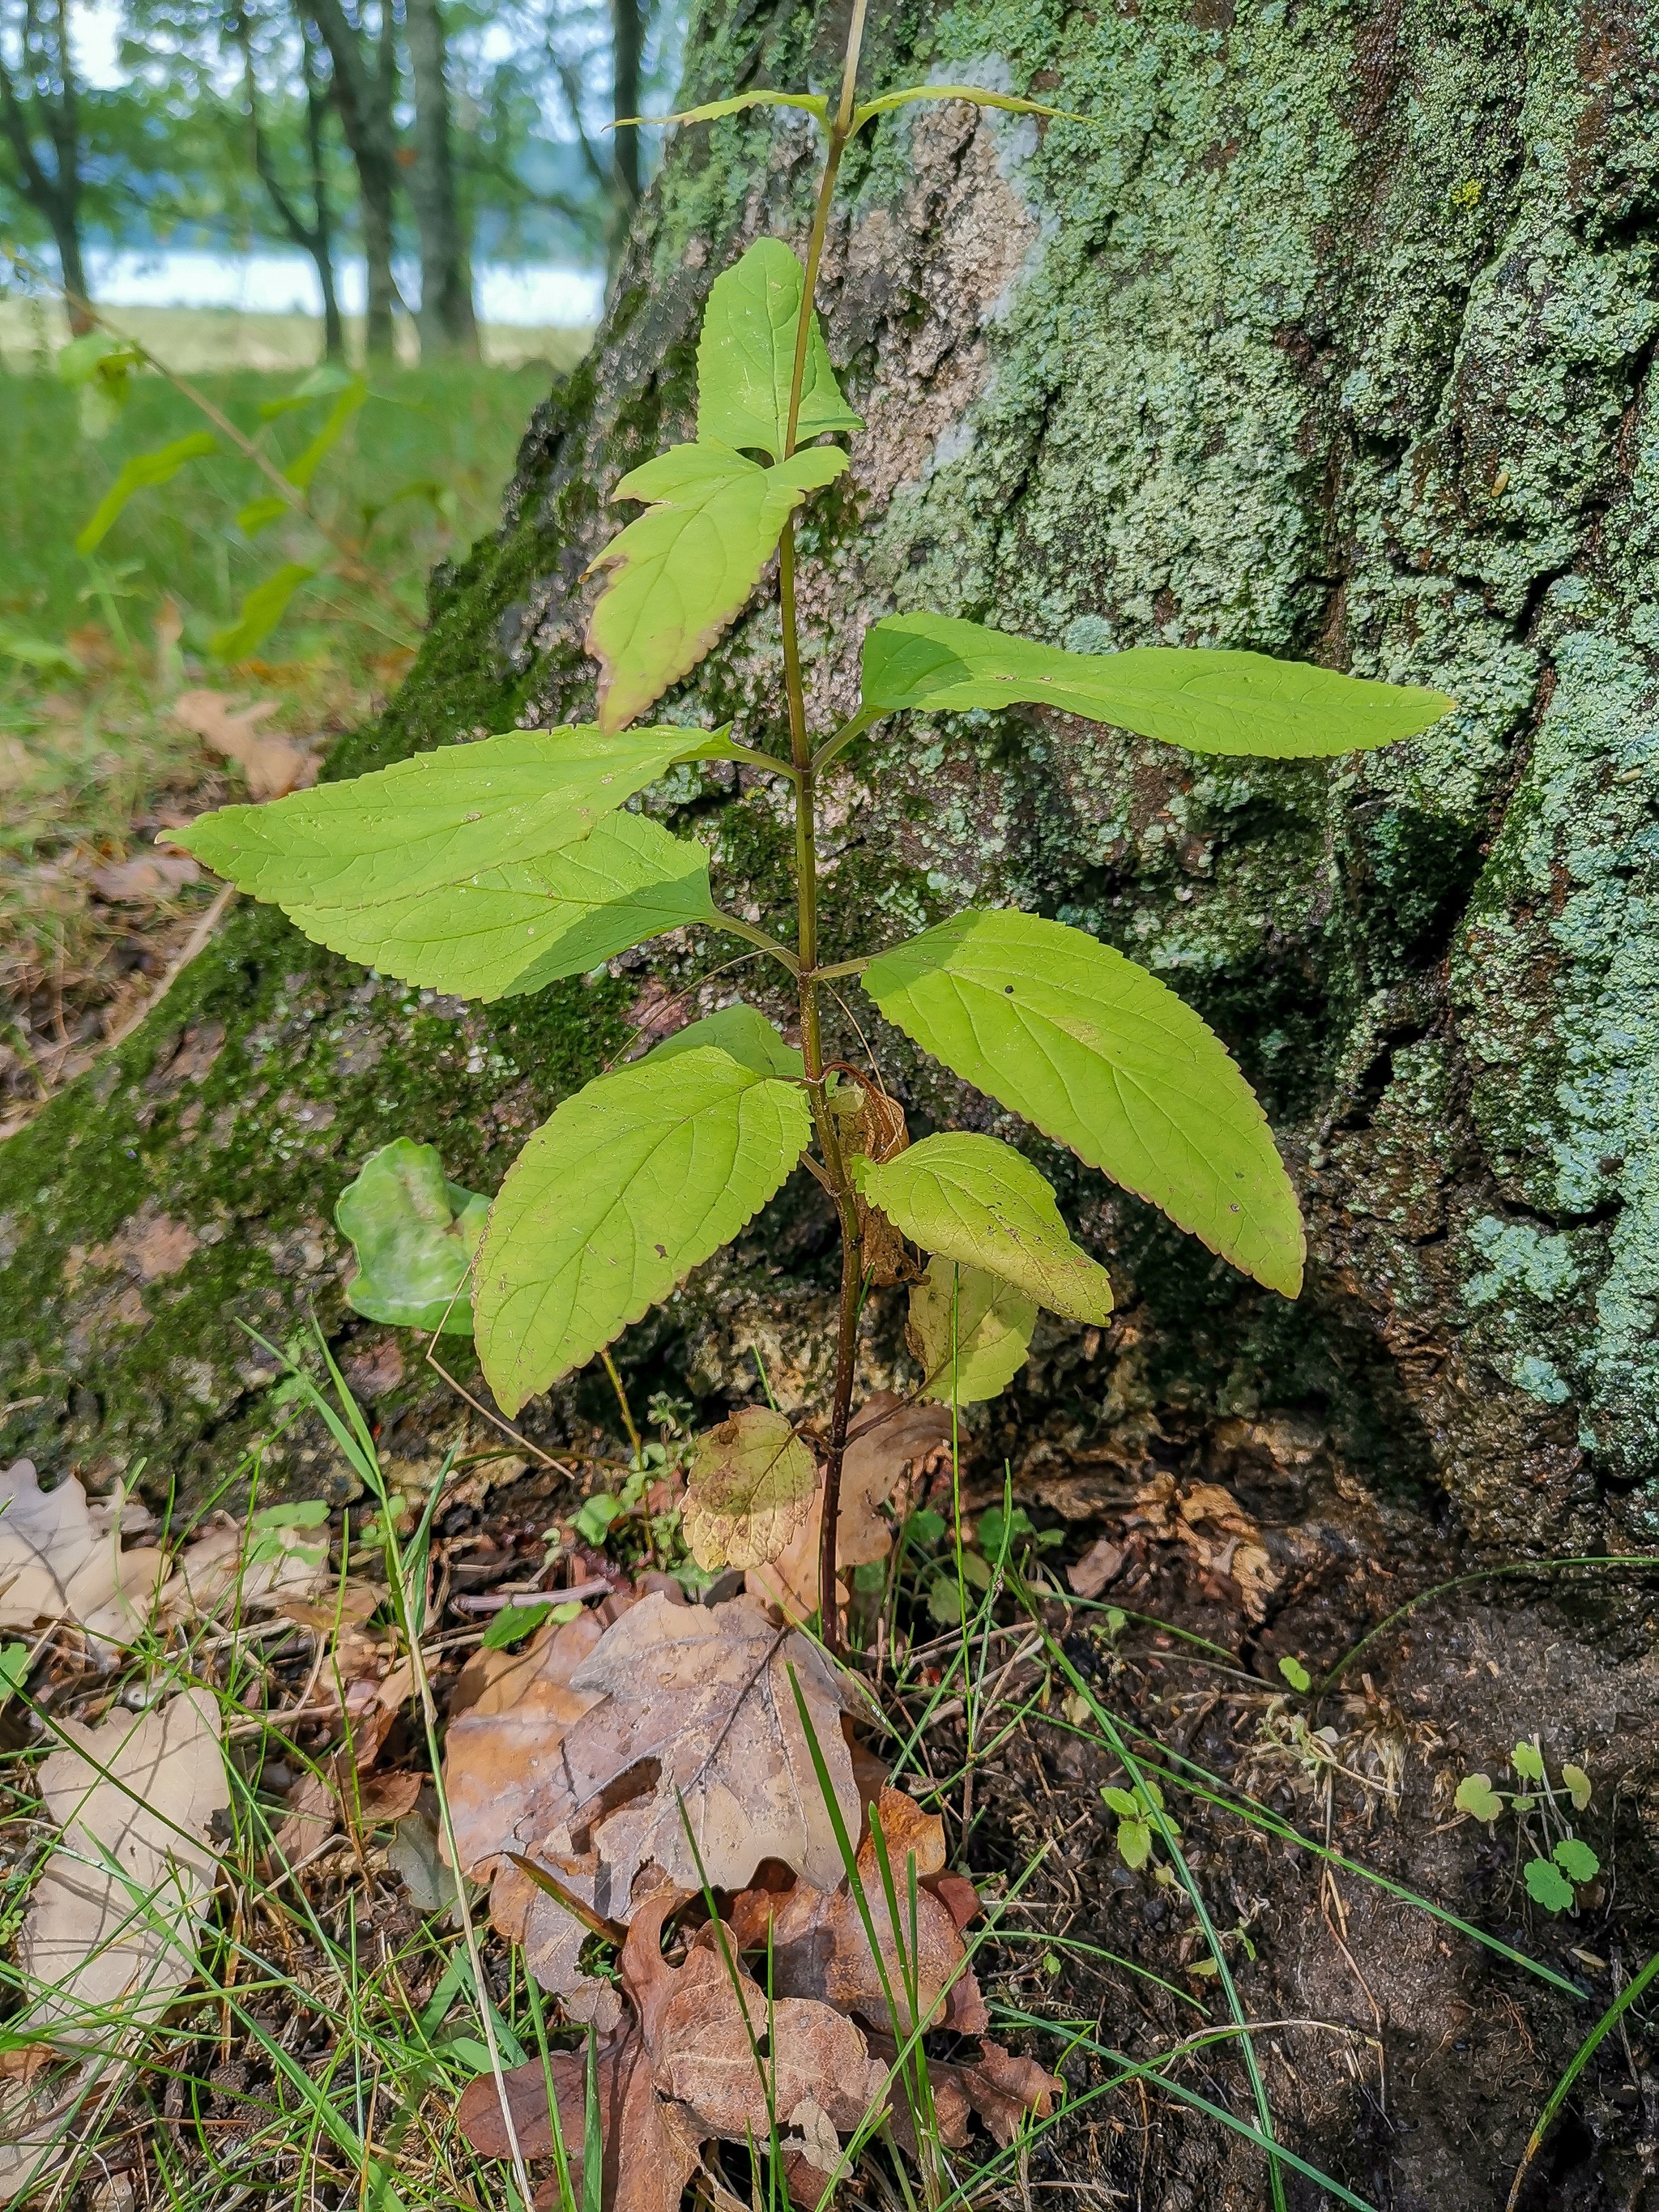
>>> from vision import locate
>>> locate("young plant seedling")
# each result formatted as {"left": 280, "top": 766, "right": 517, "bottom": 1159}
{"left": 170, "top": 2, "right": 1455, "bottom": 1647}
{"left": 1455, "top": 1740, "right": 1599, "bottom": 1914}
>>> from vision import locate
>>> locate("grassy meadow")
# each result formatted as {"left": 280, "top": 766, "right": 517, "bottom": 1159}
{"left": 0, "top": 318, "right": 588, "bottom": 1133}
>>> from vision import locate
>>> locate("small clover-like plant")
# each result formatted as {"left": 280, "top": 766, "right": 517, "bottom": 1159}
{"left": 1455, "top": 1740, "right": 1600, "bottom": 1915}
{"left": 168, "top": 6, "right": 1456, "bottom": 1646}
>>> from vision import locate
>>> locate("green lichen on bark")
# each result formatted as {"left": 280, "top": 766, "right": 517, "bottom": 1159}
{"left": 2, "top": 0, "right": 1657, "bottom": 1546}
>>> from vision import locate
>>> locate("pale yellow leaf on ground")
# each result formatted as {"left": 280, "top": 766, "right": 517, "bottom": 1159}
{"left": 681, "top": 1406, "right": 818, "bottom": 1571}
{"left": 0, "top": 1459, "right": 165, "bottom": 1654}
{"left": 746, "top": 1394, "right": 953, "bottom": 1623}
{"left": 173, "top": 688, "right": 319, "bottom": 801}
{"left": 16, "top": 1689, "right": 228, "bottom": 2052}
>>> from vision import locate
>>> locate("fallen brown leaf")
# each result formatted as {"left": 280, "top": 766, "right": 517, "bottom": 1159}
{"left": 90, "top": 852, "right": 202, "bottom": 902}
{"left": 746, "top": 1396, "right": 953, "bottom": 1624}
{"left": 726, "top": 1787, "right": 988, "bottom": 2038}
{"left": 16, "top": 1689, "right": 228, "bottom": 2051}
{"left": 0, "top": 1459, "right": 165, "bottom": 1654}
{"left": 1125, "top": 1474, "right": 1278, "bottom": 1621}
{"left": 551, "top": 1594, "right": 863, "bottom": 1903}
{"left": 459, "top": 1890, "right": 886, "bottom": 2208}
{"left": 172, "top": 688, "right": 319, "bottom": 802}
{"left": 1068, "top": 1536, "right": 1124, "bottom": 1599}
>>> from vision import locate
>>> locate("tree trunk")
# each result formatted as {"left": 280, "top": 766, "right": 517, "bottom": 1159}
{"left": 305, "top": 0, "right": 401, "bottom": 360}
{"left": 0, "top": 0, "right": 92, "bottom": 334}
{"left": 403, "top": 0, "right": 478, "bottom": 359}
{"left": 609, "top": 0, "right": 642, "bottom": 211}
{"left": 2, "top": 0, "right": 1654, "bottom": 1560}
{"left": 303, "top": 31, "right": 346, "bottom": 364}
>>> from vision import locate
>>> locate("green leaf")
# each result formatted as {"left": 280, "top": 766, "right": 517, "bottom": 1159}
{"left": 587, "top": 442, "right": 847, "bottom": 732}
{"left": 237, "top": 493, "right": 292, "bottom": 538}
{"left": 57, "top": 331, "right": 141, "bottom": 389}
{"left": 258, "top": 362, "right": 361, "bottom": 419}
{"left": 0, "top": 624, "right": 79, "bottom": 673}
{"left": 335, "top": 1138, "right": 488, "bottom": 1333}
{"left": 852, "top": 83, "right": 1092, "bottom": 129}
{"left": 283, "top": 376, "right": 369, "bottom": 490}
{"left": 1524, "top": 1857, "right": 1574, "bottom": 1913}
{"left": 482, "top": 1601, "right": 555, "bottom": 1650}
{"left": 680, "top": 1405, "right": 818, "bottom": 1570}
{"left": 573, "top": 1493, "right": 623, "bottom": 1546}
{"left": 1511, "top": 1740, "right": 1546, "bottom": 1783}
{"left": 1277, "top": 1655, "right": 1311, "bottom": 1694}
{"left": 1454, "top": 1773, "right": 1503, "bottom": 1822}
{"left": 168, "top": 724, "right": 723, "bottom": 912}
{"left": 863, "top": 908, "right": 1304, "bottom": 1296}
{"left": 645, "top": 1002, "right": 804, "bottom": 1080}
{"left": 854, "top": 1132, "right": 1112, "bottom": 1322}
{"left": 860, "top": 612, "right": 1456, "bottom": 757}
{"left": 75, "top": 430, "right": 218, "bottom": 555}
{"left": 906, "top": 1256, "right": 1036, "bottom": 1406}
{"left": 644, "top": 89, "right": 829, "bottom": 129}
{"left": 1100, "top": 1786, "right": 1138, "bottom": 1819}
{"left": 287, "top": 812, "right": 717, "bottom": 1001}
{"left": 475, "top": 1046, "right": 812, "bottom": 1415}
{"left": 1116, "top": 1817, "right": 1153, "bottom": 1871}
{"left": 0, "top": 1642, "right": 29, "bottom": 1698}
{"left": 697, "top": 237, "right": 862, "bottom": 460}
{"left": 207, "top": 562, "right": 318, "bottom": 662}
{"left": 1552, "top": 1837, "right": 1600, "bottom": 1885}
{"left": 1561, "top": 1763, "right": 1593, "bottom": 1812}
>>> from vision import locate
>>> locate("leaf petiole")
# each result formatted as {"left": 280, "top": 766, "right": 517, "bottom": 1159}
{"left": 710, "top": 912, "right": 801, "bottom": 972}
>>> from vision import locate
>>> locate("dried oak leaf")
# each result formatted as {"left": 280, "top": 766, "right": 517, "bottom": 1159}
{"left": 551, "top": 1595, "right": 863, "bottom": 1902}
{"left": 680, "top": 1406, "right": 819, "bottom": 1573}
{"left": 0, "top": 1459, "right": 165, "bottom": 1654}
{"left": 458, "top": 1891, "right": 885, "bottom": 2209}
{"left": 726, "top": 1787, "right": 988, "bottom": 2038}
{"left": 879, "top": 2032, "right": 1063, "bottom": 2153}
{"left": 17, "top": 1689, "right": 228, "bottom": 2052}
{"left": 746, "top": 1397, "right": 953, "bottom": 1625}
{"left": 172, "top": 688, "right": 319, "bottom": 801}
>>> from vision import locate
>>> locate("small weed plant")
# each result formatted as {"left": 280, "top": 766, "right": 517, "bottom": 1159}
{"left": 1456, "top": 1739, "right": 1601, "bottom": 1913}
{"left": 169, "top": 0, "right": 1452, "bottom": 1643}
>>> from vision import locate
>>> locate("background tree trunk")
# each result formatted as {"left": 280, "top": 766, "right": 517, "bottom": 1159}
{"left": 403, "top": 0, "right": 478, "bottom": 358}
{"left": 305, "top": 0, "right": 401, "bottom": 359}
{"left": 2, "top": 0, "right": 1654, "bottom": 1555}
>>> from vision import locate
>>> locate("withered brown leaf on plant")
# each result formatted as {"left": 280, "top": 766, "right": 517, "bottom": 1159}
{"left": 745, "top": 1395, "right": 952, "bottom": 1625}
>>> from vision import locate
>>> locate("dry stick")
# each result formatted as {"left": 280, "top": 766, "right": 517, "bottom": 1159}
{"left": 1, "top": 244, "right": 377, "bottom": 586}
{"left": 100, "top": 882, "right": 237, "bottom": 1058}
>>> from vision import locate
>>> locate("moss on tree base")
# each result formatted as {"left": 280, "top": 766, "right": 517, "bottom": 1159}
{"left": 3, "top": 0, "right": 1656, "bottom": 1547}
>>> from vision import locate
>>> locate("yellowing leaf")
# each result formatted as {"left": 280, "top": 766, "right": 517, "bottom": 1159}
{"left": 697, "top": 237, "right": 862, "bottom": 459}
{"left": 1454, "top": 1772, "right": 1502, "bottom": 1822}
{"left": 646, "top": 88, "right": 829, "bottom": 129}
{"left": 852, "top": 83, "right": 1093, "bottom": 130}
{"left": 906, "top": 1257, "right": 1037, "bottom": 1405}
{"left": 587, "top": 442, "right": 847, "bottom": 732}
{"left": 15, "top": 1690, "right": 228, "bottom": 2051}
{"left": 864, "top": 908, "right": 1305, "bottom": 1296}
{"left": 681, "top": 1405, "right": 818, "bottom": 1570}
{"left": 1561, "top": 1762, "right": 1593, "bottom": 1812}
{"left": 855, "top": 1131, "right": 1113, "bottom": 1322}
{"left": 475, "top": 1046, "right": 812, "bottom": 1416}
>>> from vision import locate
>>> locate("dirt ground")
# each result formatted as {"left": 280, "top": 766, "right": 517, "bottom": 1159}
{"left": 943, "top": 1467, "right": 1659, "bottom": 2210}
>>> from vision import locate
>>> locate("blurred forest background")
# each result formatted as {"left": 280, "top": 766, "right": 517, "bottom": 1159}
{"left": 0, "top": 0, "right": 677, "bottom": 1134}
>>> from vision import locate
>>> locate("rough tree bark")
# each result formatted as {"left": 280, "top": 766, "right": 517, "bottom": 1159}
{"left": 2, "top": 0, "right": 1654, "bottom": 1554}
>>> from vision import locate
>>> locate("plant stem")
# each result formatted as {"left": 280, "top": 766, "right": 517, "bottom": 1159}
{"left": 775, "top": 0, "right": 872, "bottom": 1651}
